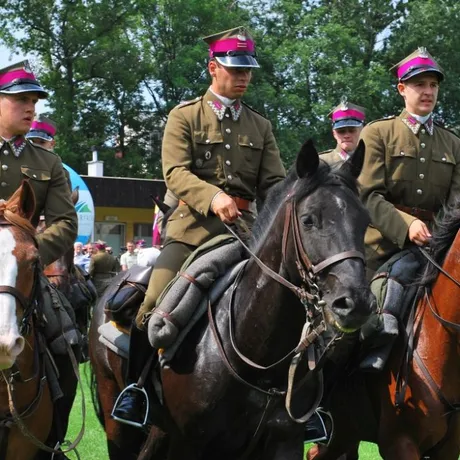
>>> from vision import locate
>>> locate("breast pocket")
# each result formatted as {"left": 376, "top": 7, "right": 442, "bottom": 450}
{"left": 387, "top": 145, "right": 417, "bottom": 182}
{"left": 193, "top": 131, "right": 223, "bottom": 177}
{"left": 238, "top": 134, "right": 263, "bottom": 176}
{"left": 430, "top": 150, "right": 456, "bottom": 186}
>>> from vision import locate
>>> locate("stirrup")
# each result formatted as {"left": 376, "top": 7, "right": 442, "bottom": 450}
{"left": 111, "top": 383, "right": 150, "bottom": 428}
{"left": 304, "top": 408, "right": 334, "bottom": 446}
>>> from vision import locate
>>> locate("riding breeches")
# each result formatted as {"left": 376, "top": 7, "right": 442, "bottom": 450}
{"left": 135, "top": 242, "right": 195, "bottom": 328}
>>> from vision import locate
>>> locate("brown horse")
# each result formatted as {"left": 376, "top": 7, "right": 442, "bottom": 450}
{"left": 306, "top": 206, "right": 460, "bottom": 460}
{"left": 88, "top": 198, "right": 174, "bottom": 459}
{"left": 0, "top": 182, "right": 54, "bottom": 460}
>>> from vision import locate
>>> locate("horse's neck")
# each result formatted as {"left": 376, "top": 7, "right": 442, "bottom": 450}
{"left": 230, "top": 236, "right": 305, "bottom": 359}
{"left": 416, "top": 231, "right": 460, "bottom": 396}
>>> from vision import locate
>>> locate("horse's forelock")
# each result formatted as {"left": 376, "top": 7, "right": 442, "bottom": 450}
{"left": 250, "top": 161, "right": 360, "bottom": 249}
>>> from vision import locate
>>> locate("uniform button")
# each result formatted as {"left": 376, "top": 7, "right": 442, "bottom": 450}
{"left": 249, "top": 142, "right": 253, "bottom": 147}
{"left": 400, "top": 151, "right": 405, "bottom": 156}
{"left": 420, "top": 157, "right": 425, "bottom": 163}
{"left": 420, "top": 143, "right": 426, "bottom": 148}
{"left": 421, "top": 129, "right": 426, "bottom": 134}
{"left": 0, "top": 182, "right": 7, "bottom": 187}
{"left": 205, "top": 139, "right": 211, "bottom": 144}
{"left": 179, "top": 213, "right": 184, "bottom": 218}
{"left": 225, "top": 144, "right": 231, "bottom": 150}
{"left": 3, "top": 151, "right": 8, "bottom": 156}
{"left": 419, "top": 173, "right": 424, "bottom": 179}
{"left": 1, "top": 164, "right": 7, "bottom": 171}
{"left": 224, "top": 186, "right": 230, "bottom": 192}
{"left": 416, "top": 189, "right": 423, "bottom": 195}
{"left": 225, "top": 113, "right": 230, "bottom": 118}
{"left": 442, "top": 157, "right": 447, "bottom": 162}
{"left": 225, "top": 160, "right": 231, "bottom": 166}
{"left": 225, "top": 128, "right": 231, "bottom": 134}
{"left": 227, "top": 175, "right": 233, "bottom": 180}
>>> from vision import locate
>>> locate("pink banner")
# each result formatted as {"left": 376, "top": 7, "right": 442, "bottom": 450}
{"left": 397, "top": 57, "right": 436, "bottom": 79}
{"left": 332, "top": 109, "right": 365, "bottom": 121}
{"left": 0, "top": 69, "right": 36, "bottom": 86}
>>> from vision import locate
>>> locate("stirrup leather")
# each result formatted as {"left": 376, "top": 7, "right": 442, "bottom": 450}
{"left": 111, "top": 383, "right": 150, "bottom": 428}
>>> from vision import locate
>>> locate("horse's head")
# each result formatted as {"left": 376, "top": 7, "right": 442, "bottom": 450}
{"left": 292, "top": 140, "right": 375, "bottom": 332}
{"left": 0, "top": 181, "right": 39, "bottom": 369}
{"left": 254, "top": 140, "right": 375, "bottom": 334}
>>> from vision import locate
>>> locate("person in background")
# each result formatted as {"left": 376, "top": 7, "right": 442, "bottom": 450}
{"left": 320, "top": 98, "right": 366, "bottom": 165}
{"left": 88, "top": 241, "right": 120, "bottom": 297}
{"left": 120, "top": 240, "right": 138, "bottom": 270}
{"left": 74, "top": 241, "right": 90, "bottom": 272}
{"left": 25, "top": 113, "right": 56, "bottom": 150}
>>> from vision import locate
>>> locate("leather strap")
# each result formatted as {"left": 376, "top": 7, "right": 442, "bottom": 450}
{"left": 394, "top": 204, "right": 434, "bottom": 222}
{"left": 179, "top": 195, "right": 252, "bottom": 211}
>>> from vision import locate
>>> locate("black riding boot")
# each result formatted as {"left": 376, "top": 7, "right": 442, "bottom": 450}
{"left": 111, "top": 325, "right": 157, "bottom": 428}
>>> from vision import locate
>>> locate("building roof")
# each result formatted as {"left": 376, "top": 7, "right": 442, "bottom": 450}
{"left": 81, "top": 175, "right": 166, "bottom": 209}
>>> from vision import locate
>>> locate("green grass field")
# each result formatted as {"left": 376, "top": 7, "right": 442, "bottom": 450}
{"left": 65, "top": 365, "right": 383, "bottom": 459}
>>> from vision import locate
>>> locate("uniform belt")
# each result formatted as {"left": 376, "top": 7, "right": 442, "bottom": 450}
{"left": 394, "top": 204, "right": 434, "bottom": 222}
{"left": 179, "top": 196, "right": 252, "bottom": 211}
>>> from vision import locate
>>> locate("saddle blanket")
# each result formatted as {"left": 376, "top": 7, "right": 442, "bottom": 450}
{"left": 148, "top": 235, "right": 246, "bottom": 350}
{"left": 98, "top": 260, "right": 248, "bottom": 364}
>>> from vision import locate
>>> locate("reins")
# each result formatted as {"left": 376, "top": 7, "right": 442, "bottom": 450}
{"left": 214, "top": 196, "right": 364, "bottom": 425}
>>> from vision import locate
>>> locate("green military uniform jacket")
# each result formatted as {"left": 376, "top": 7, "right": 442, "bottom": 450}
{"left": 320, "top": 146, "right": 348, "bottom": 166}
{"left": 0, "top": 138, "right": 77, "bottom": 266}
{"left": 162, "top": 89, "right": 286, "bottom": 247}
{"left": 359, "top": 110, "right": 460, "bottom": 270}
{"left": 89, "top": 251, "right": 119, "bottom": 277}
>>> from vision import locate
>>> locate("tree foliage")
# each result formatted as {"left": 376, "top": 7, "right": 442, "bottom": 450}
{"left": 0, "top": 0, "right": 457, "bottom": 176}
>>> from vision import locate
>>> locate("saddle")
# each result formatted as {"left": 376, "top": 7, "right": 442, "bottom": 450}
{"left": 104, "top": 265, "right": 154, "bottom": 328}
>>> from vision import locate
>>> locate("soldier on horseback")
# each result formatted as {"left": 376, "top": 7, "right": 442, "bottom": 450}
{"left": 112, "top": 26, "right": 286, "bottom": 426}
{"left": 320, "top": 99, "right": 366, "bottom": 165}
{"left": 0, "top": 61, "right": 79, "bottom": 457}
{"left": 358, "top": 48, "right": 460, "bottom": 370}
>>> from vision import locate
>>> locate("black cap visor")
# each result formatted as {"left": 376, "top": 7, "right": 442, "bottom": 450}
{"left": 400, "top": 66, "right": 444, "bottom": 82}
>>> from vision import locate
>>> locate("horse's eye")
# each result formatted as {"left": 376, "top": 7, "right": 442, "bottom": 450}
{"left": 302, "top": 214, "right": 320, "bottom": 229}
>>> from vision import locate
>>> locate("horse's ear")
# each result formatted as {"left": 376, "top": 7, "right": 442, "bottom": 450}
{"left": 71, "top": 186, "right": 79, "bottom": 206}
{"left": 17, "top": 180, "right": 36, "bottom": 221}
{"left": 150, "top": 194, "right": 171, "bottom": 215}
{"left": 296, "top": 139, "right": 319, "bottom": 178}
{"left": 339, "top": 139, "right": 365, "bottom": 179}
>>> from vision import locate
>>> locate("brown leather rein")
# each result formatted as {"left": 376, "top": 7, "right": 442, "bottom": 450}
{"left": 216, "top": 197, "right": 365, "bottom": 424}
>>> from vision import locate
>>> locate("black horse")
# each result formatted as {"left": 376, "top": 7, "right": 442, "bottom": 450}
{"left": 135, "top": 139, "right": 375, "bottom": 460}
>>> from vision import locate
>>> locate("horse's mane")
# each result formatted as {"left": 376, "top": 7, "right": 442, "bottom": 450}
{"left": 250, "top": 160, "right": 360, "bottom": 250}
{"left": 421, "top": 201, "right": 460, "bottom": 285}
{"left": 0, "top": 200, "right": 36, "bottom": 237}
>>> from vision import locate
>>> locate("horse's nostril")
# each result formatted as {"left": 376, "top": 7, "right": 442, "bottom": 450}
{"left": 332, "top": 296, "right": 355, "bottom": 312}
{"left": 9, "top": 336, "right": 25, "bottom": 357}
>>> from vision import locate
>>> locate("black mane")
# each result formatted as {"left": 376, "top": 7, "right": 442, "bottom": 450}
{"left": 422, "top": 202, "right": 460, "bottom": 284}
{"left": 250, "top": 159, "right": 360, "bottom": 250}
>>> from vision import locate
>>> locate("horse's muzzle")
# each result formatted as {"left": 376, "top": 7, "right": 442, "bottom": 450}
{"left": 328, "top": 290, "right": 376, "bottom": 333}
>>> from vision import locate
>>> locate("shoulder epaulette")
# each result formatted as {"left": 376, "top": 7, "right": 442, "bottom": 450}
{"left": 366, "top": 115, "right": 396, "bottom": 126}
{"left": 319, "top": 149, "right": 333, "bottom": 156}
{"left": 241, "top": 101, "right": 265, "bottom": 118}
{"left": 434, "top": 122, "right": 460, "bottom": 139}
{"left": 28, "top": 139, "right": 58, "bottom": 156}
{"left": 176, "top": 96, "right": 202, "bottom": 109}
